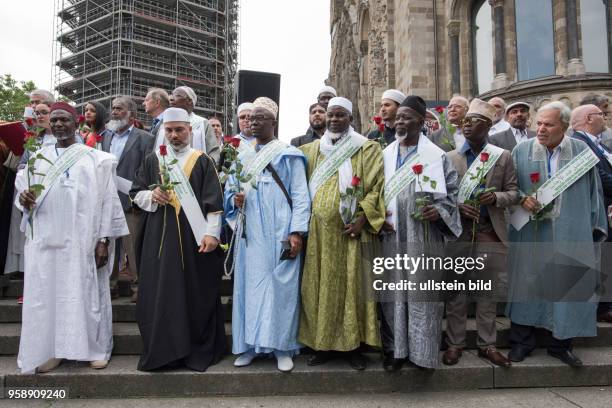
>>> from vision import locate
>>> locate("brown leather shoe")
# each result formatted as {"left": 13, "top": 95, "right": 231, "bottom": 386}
{"left": 597, "top": 311, "right": 612, "bottom": 323}
{"left": 478, "top": 347, "right": 511, "bottom": 367}
{"left": 442, "top": 347, "right": 462, "bottom": 365}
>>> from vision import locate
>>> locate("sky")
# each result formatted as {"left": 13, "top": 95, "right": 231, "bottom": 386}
{"left": 0, "top": 0, "right": 331, "bottom": 142}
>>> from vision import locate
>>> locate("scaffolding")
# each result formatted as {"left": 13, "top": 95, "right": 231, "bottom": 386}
{"left": 52, "top": 0, "right": 239, "bottom": 130}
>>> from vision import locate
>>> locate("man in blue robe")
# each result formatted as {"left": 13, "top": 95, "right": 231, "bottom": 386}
{"left": 507, "top": 101, "right": 608, "bottom": 367}
{"left": 224, "top": 97, "right": 311, "bottom": 372}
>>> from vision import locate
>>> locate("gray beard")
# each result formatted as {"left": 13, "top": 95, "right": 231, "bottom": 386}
{"left": 106, "top": 118, "right": 129, "bottom": 132}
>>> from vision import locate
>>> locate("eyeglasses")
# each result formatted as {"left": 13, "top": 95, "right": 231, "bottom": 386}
{"left": 462, "top": 116, "right": 490, "bottom": 126}
{"left": 249, "top": 115, "right": 273, "bottom": 123}
{"left": 588, "top": 112, "right": 608, "bottom": 118}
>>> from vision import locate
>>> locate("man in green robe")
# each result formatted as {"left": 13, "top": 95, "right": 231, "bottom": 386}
{"left": 507, "top": 101, "right": 608, "bottom": 367}
{"left": 298, "top": 97, "right": 386, "bottom": 370}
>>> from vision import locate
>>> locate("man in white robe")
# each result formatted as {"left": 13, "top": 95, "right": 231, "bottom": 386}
{"left": 15, "top": 102, "right": 128, "bottom": 374}
{"left": 154, "top": 86, "right": 220, "bottom": 163}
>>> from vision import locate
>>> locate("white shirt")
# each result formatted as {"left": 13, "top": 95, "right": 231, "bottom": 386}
{"left": 583, "top": 131, "right": 612, "bottom": 165}
{"left": 453, "top": 129, "right": 465, "bottom": 150}
{"left": 489, "top": 119, "right": 511, "bottom": 136}
{"left": 511, "top": 127, "right": 529, "bottom": 145}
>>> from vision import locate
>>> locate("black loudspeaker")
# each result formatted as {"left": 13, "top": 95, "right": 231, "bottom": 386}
{"left": 235, "top": 70, "right": 281, "bottom": 135}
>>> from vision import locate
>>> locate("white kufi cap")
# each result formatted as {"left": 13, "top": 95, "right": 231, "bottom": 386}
{"left": 163, "top": 107, "right": 190, "bottom": 123}
{"left": 237, "top": 102, "right": 254, "bottom": 115}
{"left": 318, "top": 86, "right": 337, "bottom": 97}
{"left": 382, "top": 89, "right": 407, "bottom": 105}
{"left": 327, "top": 97, "right": 352, "bottom": 113}
{"left": 175, "top": 86, "right": 197, "bottom": 106}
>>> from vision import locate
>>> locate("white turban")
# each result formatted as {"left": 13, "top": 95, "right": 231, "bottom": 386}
{"left": 237, "top": 102, "right": 254, "bottom": 115}
{"left": 175, "top": 86, "right": 197, "bottom": 106}
{"left": 163, "top": 107, "right": 190, "bottom": 123}
{"left": 318, "top": 86, "right": 337, "bottom": 97}
{"left": 382, "top": 89, "right": 407, "bottom": 105}
{"left": 253, "top": 97, "right": 279, "bottom": 119}
{"left": 327, "top": 97, "right": 352, "bottom": 113}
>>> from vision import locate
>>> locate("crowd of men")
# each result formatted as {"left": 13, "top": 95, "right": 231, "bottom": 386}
{"left": 0, "top": 83, "right": 610, "bottom": 375}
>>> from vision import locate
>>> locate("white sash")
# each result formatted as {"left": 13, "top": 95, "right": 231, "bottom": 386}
{"left": 22, "top": 144, "right": 92, "bottom": 233}
{"left": 457, "top": 144, "right": 504, "bottom": 203}
{"left": 308, "top": 134, "right": 364, "bottom": 198}
{"left": 383, "top": 136, "right": 447, "bottom": 229}
{"left": 510, "top": 146, "right": 600, "bottom": 230}
{"left": 243, "top": 139, "right": 287, "bottom": 179}
{"left": 383, "top": 153, "right": 421, "bottom": 206}
{"left": 156, "top": 149, "right": 209, "bottom": 244}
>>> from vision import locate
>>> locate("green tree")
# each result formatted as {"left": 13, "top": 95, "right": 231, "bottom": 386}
{"left": 0, "top": 74, "right": 36, "bottom": 122}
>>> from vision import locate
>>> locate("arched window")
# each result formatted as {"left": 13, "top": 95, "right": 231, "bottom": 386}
{"left": 515, "top": 0, "right": 556, "bottom": 80}
{"left": 472, "top": 0, "right": 494, "bottom": 94}
{"left": 580, "top": 0, "right": 611, "bottom": 73}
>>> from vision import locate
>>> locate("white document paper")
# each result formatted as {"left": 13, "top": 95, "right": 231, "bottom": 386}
{"left": 116, "top": 176, "right": 133, "bottom": 195}
{"left": 509, "top": 205, "right": 531, "bottom": 231}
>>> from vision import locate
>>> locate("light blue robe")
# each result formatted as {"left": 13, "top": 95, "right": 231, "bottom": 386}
{"left": 224, "top": 143, "right": 311, "bottom": 355}
{"left": 507, "top": 137, "right": 608, "bottom": 339}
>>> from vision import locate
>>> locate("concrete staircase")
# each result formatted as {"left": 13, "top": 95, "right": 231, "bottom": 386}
{"left": 0, "top": 277, "right": 611, "bottom": 399}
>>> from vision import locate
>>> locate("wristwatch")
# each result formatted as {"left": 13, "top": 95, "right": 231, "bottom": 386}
{"left": 98, "top": 237, "right": 109, "bottom": 245}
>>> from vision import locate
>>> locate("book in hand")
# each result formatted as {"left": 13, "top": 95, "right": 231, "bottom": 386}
{"left": 0, "top": 121, "right": 27, "bottom": 155}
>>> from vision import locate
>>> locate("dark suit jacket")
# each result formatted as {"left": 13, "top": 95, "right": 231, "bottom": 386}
{"left": 447, "top": 148, "right": 520, "bottom": 245}
{"left": 572, "top": 131, "right": 612, "bottom": 239}
{"left": 367, "top": 124, "right": 395, "bottom": 145}
{"left": 489, "top": 128, "right": 535, "bottom": 152}
{"left": 102, "top": 127, "right": 155, "bottom": 211}
{"left": 291, "top": 127, "right": 322, "bottom": 147}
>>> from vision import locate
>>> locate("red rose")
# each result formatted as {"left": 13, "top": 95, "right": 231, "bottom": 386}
{"left": 351, "top": 175, "right": 361, "bottom": 187}
{"left": 435, "top": 106, "right": 445, "bottom": 114}
{"left": 159, "top": 145, "right": 168, "bottom": 156}
{"left": 378, "top": 123, "right": 386, "bottom": 132}
{"left": 530, "top": 172, "right": 540, "bottom": 184}
{"left": 373, "top": 116, "right": 383, "bottom": 125}
{"left": 230, "top": 138, "right": 241, "bottom": 148}
{"left": 25, "top": 118, "right": 34, "bottom": 127}
{"left": 412, "top": 164, "right": 424, "bottom": 175}
{"left": 95, "top": 134, "right": 103, "bottom": 143}
{"left": 223, "top": 135, "right": 234, "bottom": 144}
{"left": 480, "top": 152, "right": 490, "bottom": 162}
{"left": 78, "top": 115, "right": 86, "bottom": 124}
{"left": 24, "top": 131, "right": 36, "bottom": 139}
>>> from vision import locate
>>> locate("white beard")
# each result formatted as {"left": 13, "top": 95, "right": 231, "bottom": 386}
{"left": 395, "top": 133, "right": 407, "bottom": 142}
{"left": 328, "top": 131, "right": 344, "bottom": 141}
{"left": 106, "top": 118, "right": 129, "bottom": 132}
{"left": 170, "top": 143, "right": 190, "bottom": 154}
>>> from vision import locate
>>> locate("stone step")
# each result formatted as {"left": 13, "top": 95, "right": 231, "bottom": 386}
{"left": 0, "top": 348, "right": 611, "bottom": 398}
{"left": 0, "top": 297, "right": 233, "bottom": 323}
{"left": 0, "top": 319, "right": 610, "bottom": 356}
{"left": 1, "top": 278, "right": 235, "bottom": 299}
{"left": 0, "top": 322, "right": 233, "bottom": 356}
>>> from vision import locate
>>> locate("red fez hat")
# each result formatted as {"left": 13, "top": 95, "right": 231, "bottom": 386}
{"left": 49, "top": 102, "right": 78, "bottom": 121}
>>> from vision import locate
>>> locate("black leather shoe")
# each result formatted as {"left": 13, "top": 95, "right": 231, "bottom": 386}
{"left": 307, "top": 351, "right": 333, "bottom": 366}
{"left": 382, "top": 353, "right": 403, "bottom": 372}
{"left": 547, "top": 350, "right": 583, "bottom": 367}
{"left": 348, "top": 351, "right": 367, "bottom": 370}
{"left": 508, "top": 347, "right": 532, "bottom": 362}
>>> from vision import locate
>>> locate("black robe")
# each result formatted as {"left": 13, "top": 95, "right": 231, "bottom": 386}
{"left": 130, "top": 152, "right": 226, "bottom": 372}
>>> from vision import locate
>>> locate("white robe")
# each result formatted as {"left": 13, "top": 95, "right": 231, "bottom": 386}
{"left": 14, "top": 145, "right": 128, "bottom": 373}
